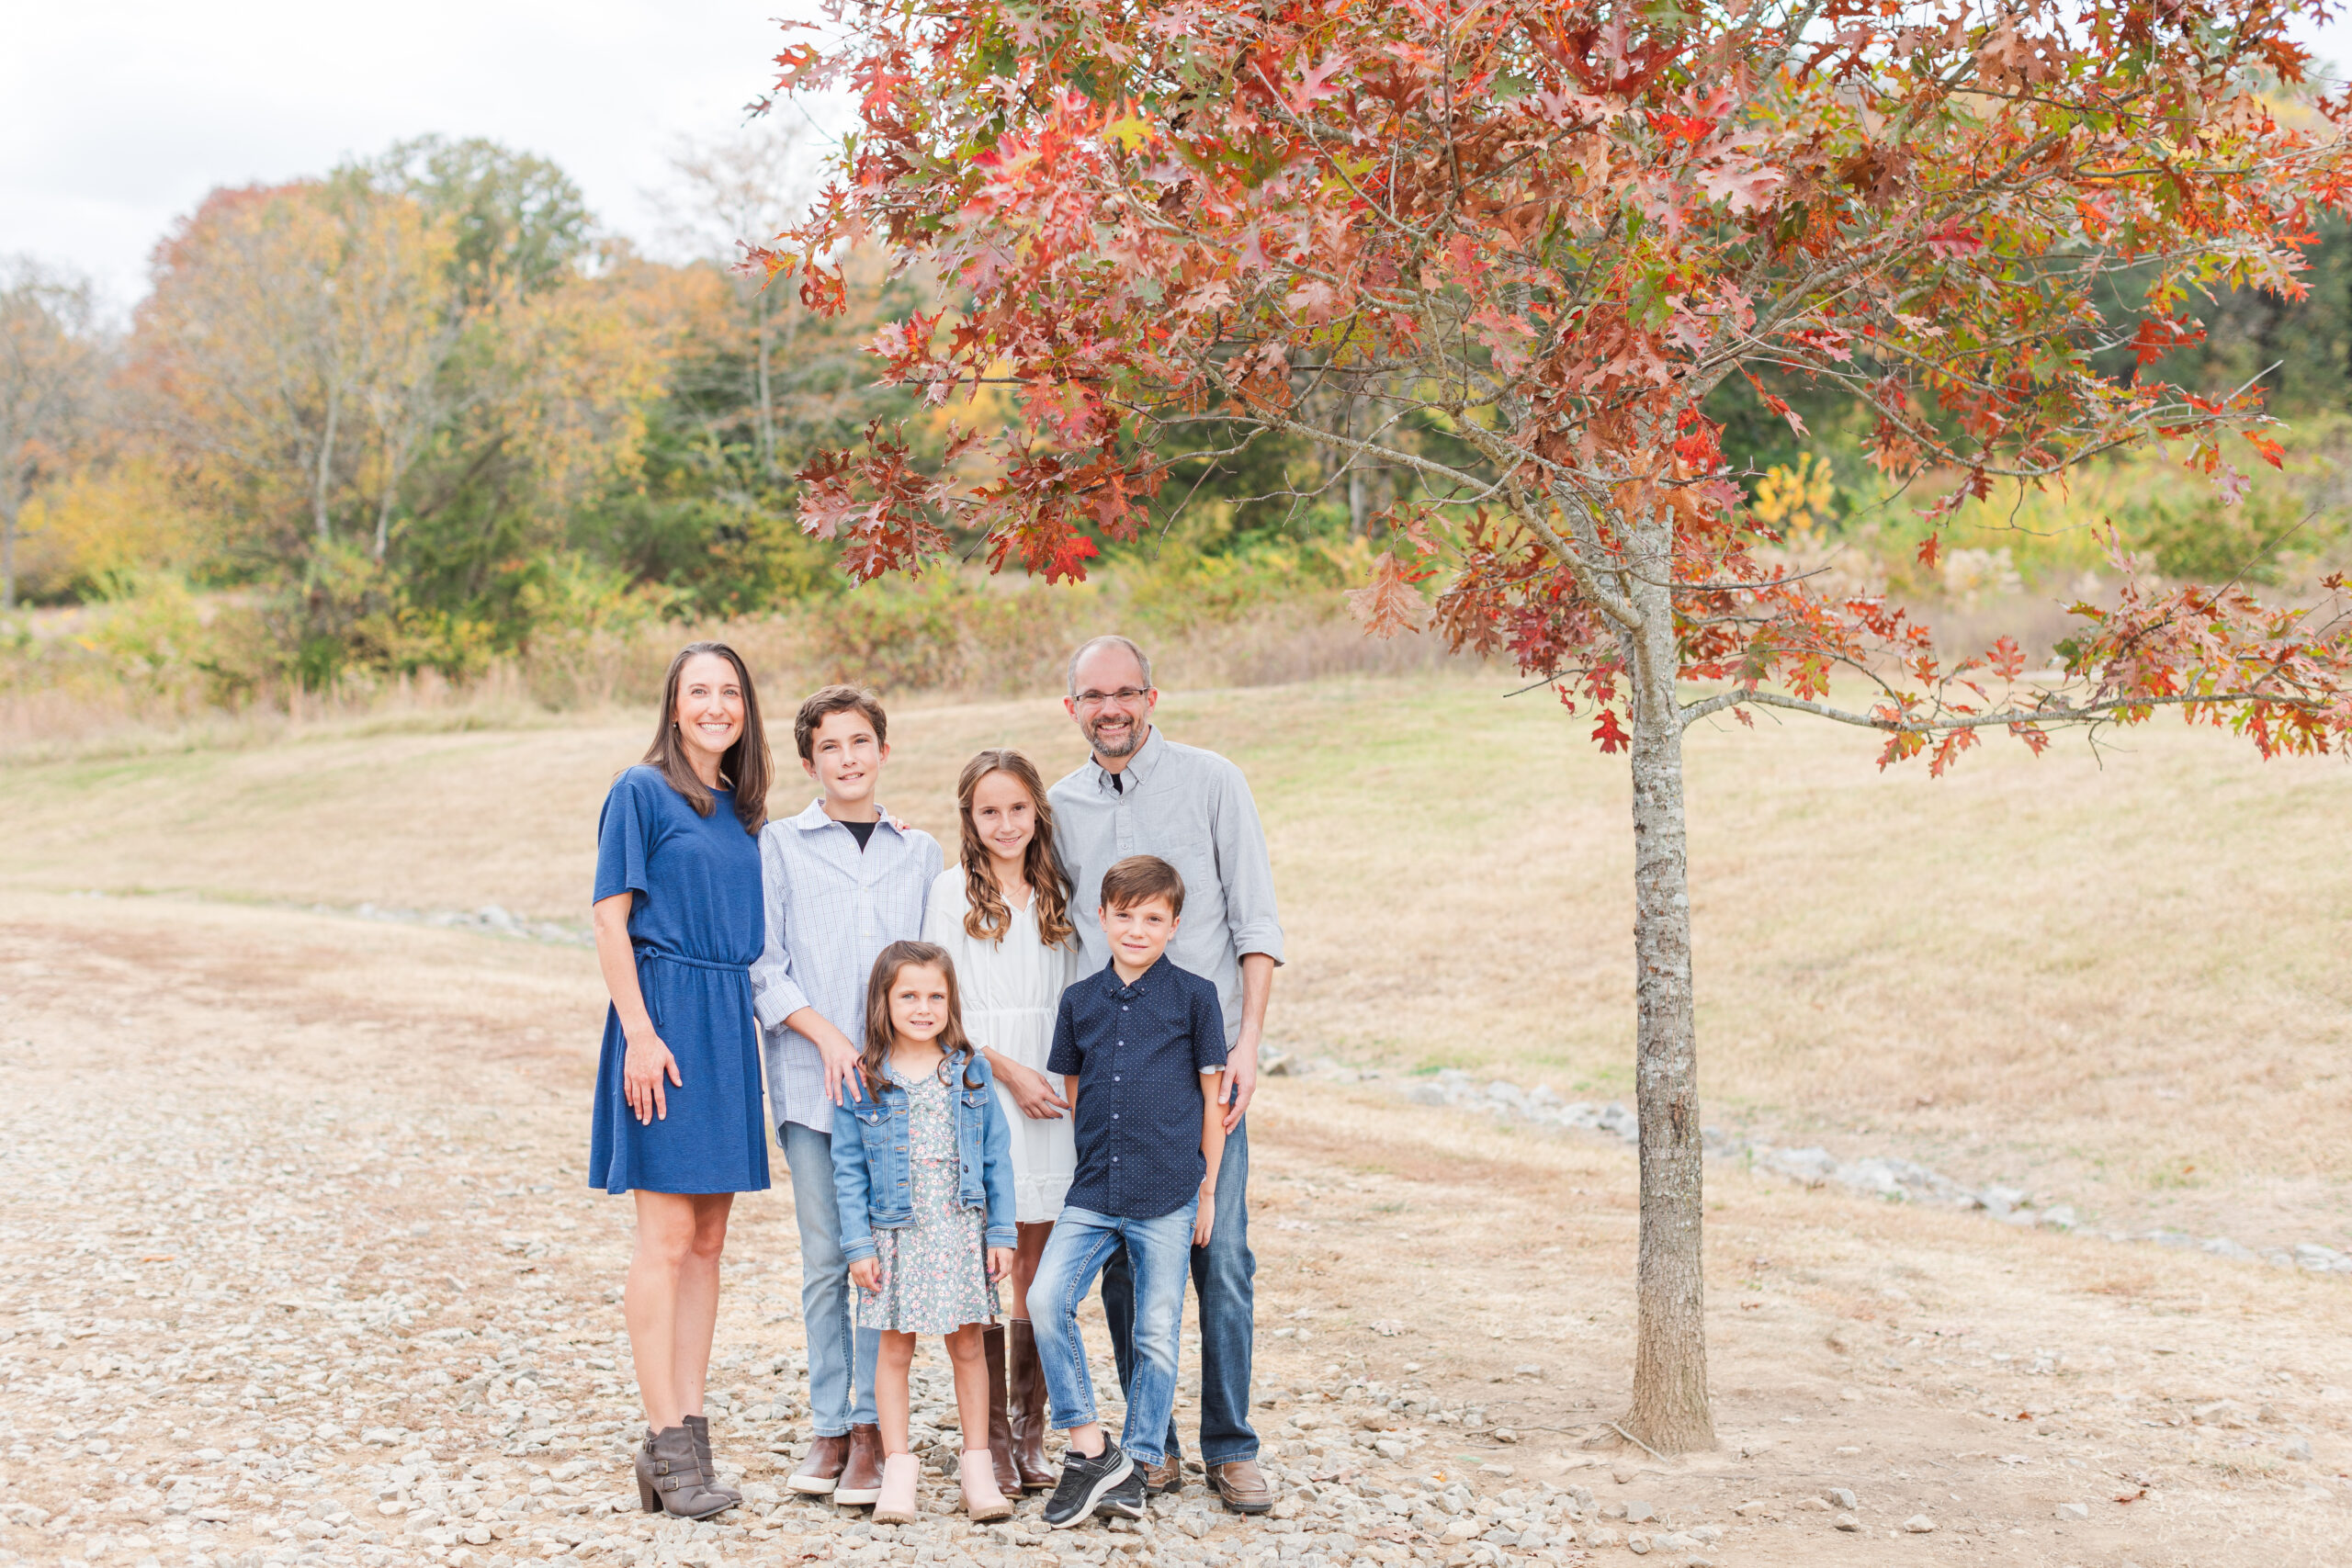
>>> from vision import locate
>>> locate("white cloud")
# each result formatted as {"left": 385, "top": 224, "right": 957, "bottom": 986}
{"left": 0, "top": 0, "right": 830, "bottom": 313}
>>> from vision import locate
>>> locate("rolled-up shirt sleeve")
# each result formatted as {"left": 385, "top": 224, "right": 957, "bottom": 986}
{"left": 1212, "top": 761, "right": 1285, "bottom": 964}
{"left": 749, "top": 827, "right": 810, "bottom": 1031}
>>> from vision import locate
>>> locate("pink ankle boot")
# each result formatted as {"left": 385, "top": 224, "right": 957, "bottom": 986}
{"left": 872, "top": 1452, "right": 920, "bottom": 1525}
{"left": 960, "top": 1449, "right": 1012, "bottom": 1522}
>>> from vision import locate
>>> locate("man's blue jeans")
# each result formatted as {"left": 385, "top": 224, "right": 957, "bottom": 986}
{"left": 780, "top": 1121, "right": 879, "bottom": 1434}
{"left": 1029, "top": 1201, "right": 1198, "bottom": 1468}
{"left": 1102, "top": 1116, "right": 1256, "bottom": 1466}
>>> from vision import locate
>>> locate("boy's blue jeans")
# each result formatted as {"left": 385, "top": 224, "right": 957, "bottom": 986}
{"left": 1102, "top": 1116, "right": 1257, "bottom": 1465}
{"left": 780, "top": 1122, "right": 879, "bottom": 1434}
{"left": 1029, "top": 1200, "right": 1198, "bottom": 1467}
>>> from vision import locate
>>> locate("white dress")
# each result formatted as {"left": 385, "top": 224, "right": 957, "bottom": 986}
{"left": 923, "top": 867, "right": 1083, "bottom": 1224}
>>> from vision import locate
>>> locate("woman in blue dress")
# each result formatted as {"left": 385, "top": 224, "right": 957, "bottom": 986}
{"left": 590, "top": 641, "right": 771, "bottom": 1519}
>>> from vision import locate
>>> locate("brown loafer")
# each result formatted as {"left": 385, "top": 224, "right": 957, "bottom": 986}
{"left": 788, "top": 1432, "right": 852, "bottom": 1495}
{"left": 834, "top": 1422, "right": 886, "bottom": 1506}
{"left": 1208, "top": 1458, "right": 1273, "bottom": 1514}
{"left": 1144, "top": 1452, "right": 1184, "bottom": 1495}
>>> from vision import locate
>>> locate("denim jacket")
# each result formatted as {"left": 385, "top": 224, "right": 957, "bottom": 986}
{"left": 831, "top": 1050, "right": 1018, "bottom": 1264}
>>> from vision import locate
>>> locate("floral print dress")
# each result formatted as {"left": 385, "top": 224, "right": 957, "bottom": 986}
{"left": 854, "top": 1063, "right": 1001, "bottom": 1334}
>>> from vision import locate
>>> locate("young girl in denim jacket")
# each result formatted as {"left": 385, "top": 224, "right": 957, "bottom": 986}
{"left": 834, "top": 940, "right": 1018, "bottom": 1525}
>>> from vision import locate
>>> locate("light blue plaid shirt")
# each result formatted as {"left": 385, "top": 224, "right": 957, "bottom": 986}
{"left": 750, "top": 797, "right": 943, "bottom": 1134}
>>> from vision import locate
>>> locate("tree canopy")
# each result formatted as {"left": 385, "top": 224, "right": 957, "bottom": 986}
{"left": 760, "top": 0, "right": 2352, "bottom": 1449}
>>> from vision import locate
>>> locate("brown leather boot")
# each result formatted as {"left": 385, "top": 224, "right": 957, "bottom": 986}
{"left": 981, "top": 1323, "right": 1023, "bottom": 1495}
{"left": 634, "top": 1425, "right": 732, "bottom": 1518}
{"left": 683, "top": 1414, "right": 741, "bottom": 1506}
{"left": 1006, "top": 1318, "right": 1056, "bottom": 1491}
{"left": 788, "top": 1431, "right": 852, "bottom": 1495}
{"left": 834, "top": 1421, "right": 886, "bottom": 1506}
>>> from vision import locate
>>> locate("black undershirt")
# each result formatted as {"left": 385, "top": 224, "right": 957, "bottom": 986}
{"left": 841, "top": 818, "right": 877, "bottom": 851}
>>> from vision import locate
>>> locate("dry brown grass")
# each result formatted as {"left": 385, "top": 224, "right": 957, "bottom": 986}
{"left": 3, "top": 671, "right": 2346, "bottom": 1250}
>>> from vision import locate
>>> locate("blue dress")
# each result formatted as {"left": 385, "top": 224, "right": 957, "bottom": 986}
{"left": 588, "top": 765, "right": 772, "bottom": 1195}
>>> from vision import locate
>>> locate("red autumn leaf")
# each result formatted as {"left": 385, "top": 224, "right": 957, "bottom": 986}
{"left": 1591, "top": 707, "right": 1631, "bottom": 753}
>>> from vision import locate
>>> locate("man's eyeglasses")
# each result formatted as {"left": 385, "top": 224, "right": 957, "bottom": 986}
{"left": 1073, "top": 686, "right": 1149, "bottom": 711}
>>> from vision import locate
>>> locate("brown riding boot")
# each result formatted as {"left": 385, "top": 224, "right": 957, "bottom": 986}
{"left": 834, "top": 1422, "right": 886, "bottom": 1506}
{"left": 1006, "top": 1318, "right": 1055, "bottom": 1491}
{"left": 981, "top": 1323, "right": 1023, "bottom": 1495}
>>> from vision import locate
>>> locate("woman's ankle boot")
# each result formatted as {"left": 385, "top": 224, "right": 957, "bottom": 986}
{"left": 981, "top": 1324, "right": 1023, "bottom": 1494}
{"left": 960, "top": 1449, "right": 1012, "bottom": 1522}
{"left": 1006, "top": 1319, "right": 1055, "bottom": 1491}
{"left": 684, "top": 1414, "right": 742, "bottom": 1506}
{"left": 636, "top": 1425, "right": 731, "bottom": 1518}
{"left": 872, "top": 1452, "right": 921, "bottom": 1526}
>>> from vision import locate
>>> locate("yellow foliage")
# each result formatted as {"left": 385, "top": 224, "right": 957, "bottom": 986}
{"left": 15, "top": 458, "right": 199, "bottom": 599}
{"left": 1751, "top": 452, "right": 1837, "bottom": 540}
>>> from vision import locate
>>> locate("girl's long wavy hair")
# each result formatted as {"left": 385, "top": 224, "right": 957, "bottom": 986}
{"left": 860, "top": 941, "right": 985, "bottom": 1100}
{"left": 641, "top": 641, "right": 769, "bottom": 833}
{"left": 956, "top": 749, "right": 1076, "bottom": 948}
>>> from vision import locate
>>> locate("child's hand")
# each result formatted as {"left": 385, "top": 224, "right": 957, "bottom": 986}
{"left": 849, "top": 1258, "right": 882, "bottom": 1293}
{"left": 986, "top": 1247, "right": 1015, "bottom": 1283}
{"left": 1192, "top": 1191, "right": 1215, "bottom": 1248}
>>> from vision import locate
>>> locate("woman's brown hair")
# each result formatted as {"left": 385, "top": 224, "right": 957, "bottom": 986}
{"left": 955, "top": 749, "right": 1077, "bottom": 948}
{"left": 860, "top": 941, "right": 985, "bottom": 1099}
{"left": 643, "top": 641, "right": 770, "bottom": 834}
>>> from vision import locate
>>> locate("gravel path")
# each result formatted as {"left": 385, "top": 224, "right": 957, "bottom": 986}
{"left": 5, "top": 893, "right": 2348, "bottom": 1568}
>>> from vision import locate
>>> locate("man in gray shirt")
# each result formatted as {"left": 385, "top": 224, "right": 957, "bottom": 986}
{"left": 1048, "top": 635, "right": 1282, "bottom": 1514}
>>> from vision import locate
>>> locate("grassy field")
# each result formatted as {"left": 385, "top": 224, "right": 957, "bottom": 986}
{"left": 4, "top": 671, "right": 2347, "bottom": 1251}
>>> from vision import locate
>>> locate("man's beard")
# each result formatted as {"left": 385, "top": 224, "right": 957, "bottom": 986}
{"left": 1088, "top": 715, "right": 1144, "bottom": 758}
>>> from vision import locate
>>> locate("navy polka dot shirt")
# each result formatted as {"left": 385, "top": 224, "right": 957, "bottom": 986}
{"left": 1048, "top": 954, "right": 1228, "bottom": 1220}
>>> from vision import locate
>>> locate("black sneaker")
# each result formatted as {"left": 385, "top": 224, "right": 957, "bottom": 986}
{"left": 1045, "top": 1439, "right": 1135, "bottom": 1529}
{"left": 1095, "top": 1463, "right": 1147, "bottom": 1519}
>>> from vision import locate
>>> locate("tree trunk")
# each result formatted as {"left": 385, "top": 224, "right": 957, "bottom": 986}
{"left": 1, "top": 479, "right": 17, "bottom": 610}
{"left": 314, "top": 388, "right": 341, "bottom": 546}
{"left": 1346, "top": 390, "right": 1368, "bottom": 535}
{"left": 1621, "top": 521, "right": 1715, "bottom": 1453}
{"left": 757, "top": 295, "right": 777, "bottom": 479}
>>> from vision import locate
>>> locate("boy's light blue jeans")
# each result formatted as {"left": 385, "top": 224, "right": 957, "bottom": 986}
{"left": 781, "top": 1122, "right": 879, "bottom": 1434}
{"left": 1029, "top": 1201, "right": 1198, "bottom": 1467}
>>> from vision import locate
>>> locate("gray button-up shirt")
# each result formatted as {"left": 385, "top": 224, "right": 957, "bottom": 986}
{"left": 1048, "top": 728, "right": 1283, "bottom": 1049}
{"left": 750, "top": 797, "right": 943, "bottom": 1134}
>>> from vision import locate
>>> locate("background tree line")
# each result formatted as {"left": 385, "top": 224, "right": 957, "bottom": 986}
{"left": 5, "top": 130, "right": 2349, "bottom": 700}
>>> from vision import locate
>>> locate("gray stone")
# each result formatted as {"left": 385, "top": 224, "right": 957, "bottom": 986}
{"left": 2054, "top": 1503, "right": 2088, "bottom": 1521}
{"left": 1903, "top": 1515, "right": 1936, "bottom": 1533}
{"left": 1758, "top": 1146, "right": 1837, "bottom": 1186}
{"left": 1978, "top": 1185, "right": 2028, "bottom": 1217}
{"left": 1826, "top": 1489, "right": 1857, "bottom": 1512}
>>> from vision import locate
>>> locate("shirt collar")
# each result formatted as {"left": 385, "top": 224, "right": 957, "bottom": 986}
{"left": 1102, "top": 953, "right": 1170, "bottom": 996}
{"left": 789, "top": 796, "right": 899, "bottom": 835}
{"left": 1092, "top": 726, "right": 1161, "bottom": 795}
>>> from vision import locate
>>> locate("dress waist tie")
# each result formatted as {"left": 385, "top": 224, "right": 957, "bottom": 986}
{"left": 633, "top": 948, "right": 749, "bottom": 972}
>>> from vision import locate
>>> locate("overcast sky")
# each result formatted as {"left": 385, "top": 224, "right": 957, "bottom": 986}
{"left": 6, "top": 4, "right": 2350, "bottom": 317}
{"left": 0, "top": 0, "right": 826, "bottom": 313}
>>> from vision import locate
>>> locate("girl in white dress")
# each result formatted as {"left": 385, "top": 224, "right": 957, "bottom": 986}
{"left": 922, "top": 749, "right": 1083, "bottom": 1493}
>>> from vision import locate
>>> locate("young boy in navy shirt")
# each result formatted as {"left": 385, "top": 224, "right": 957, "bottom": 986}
{"left": 1027, "top": 855, "right": 1227, "bottom": 1527}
